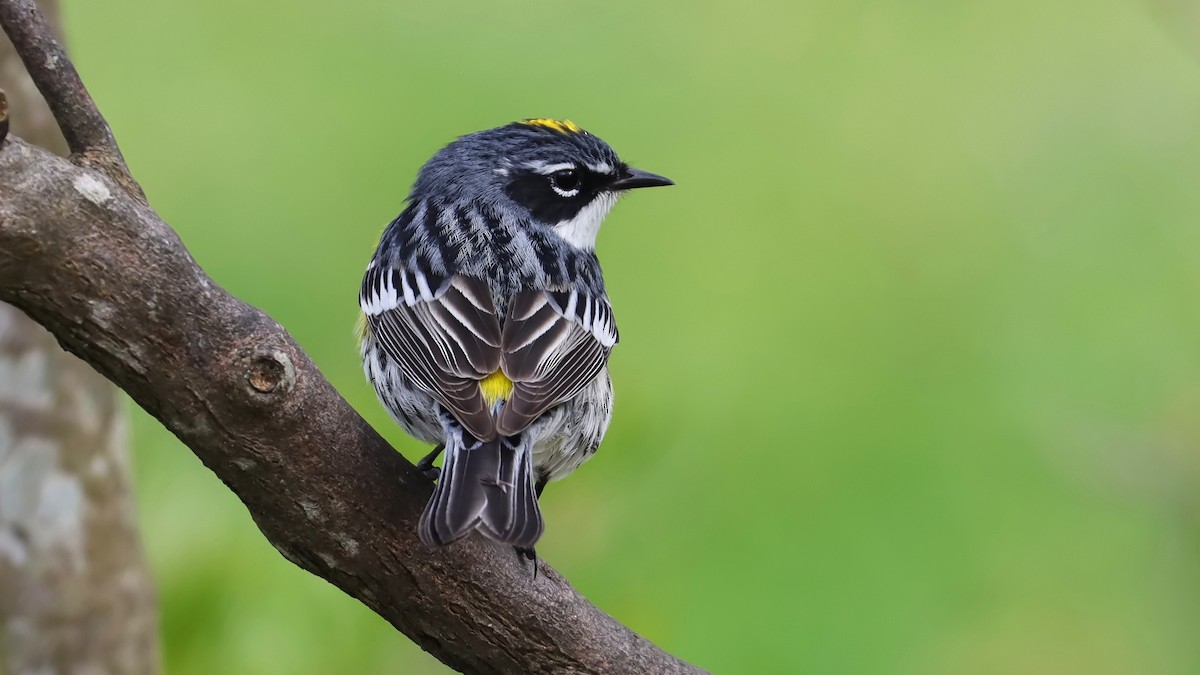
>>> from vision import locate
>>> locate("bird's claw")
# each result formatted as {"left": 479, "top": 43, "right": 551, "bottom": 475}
{"left": 515, "top": 546, "right": 539, "bottom": 579}
{"left": 415, "top": 444, "right": 444, "bottom": 482}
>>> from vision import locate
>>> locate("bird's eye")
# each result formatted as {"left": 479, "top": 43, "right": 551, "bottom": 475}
{"left": 549, "top": 169, "right": 581, "bottom": 197}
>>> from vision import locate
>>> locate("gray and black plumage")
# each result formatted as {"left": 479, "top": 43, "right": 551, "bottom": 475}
{"left": 359, "top": 119, "right": 672, "bottom": 551}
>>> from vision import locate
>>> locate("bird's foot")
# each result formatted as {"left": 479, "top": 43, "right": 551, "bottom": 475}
{"left": 515, "top": 546, "right": 538, "bottom": 579}
{"left": 415, "top": 444, "right": 444, "bottom": 481}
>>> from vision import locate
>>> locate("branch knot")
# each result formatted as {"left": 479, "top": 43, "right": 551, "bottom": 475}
{"left": 245, "top": 349, "right": 295, "bottom": 398}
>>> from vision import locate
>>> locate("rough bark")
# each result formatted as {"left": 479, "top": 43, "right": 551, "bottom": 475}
{"left": 0, "top": 0, "right": 700, "bottom": 672}
{"left": 0, "top": 1, "right": 160, "bottom": 673}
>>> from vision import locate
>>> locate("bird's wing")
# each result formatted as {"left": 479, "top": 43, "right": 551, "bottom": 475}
{"left": 361, "top": 265, "right": 502, "bottom": 440}
{"left": 498, "top": 289, "right": 617, "bottom": 436}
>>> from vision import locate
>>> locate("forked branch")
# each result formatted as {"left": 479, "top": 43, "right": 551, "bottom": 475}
{"left": 0, "top": 0, "right": 115, "bottom": 157}
{"left": 0, "top": 1, "right": 700, "bottom": 673}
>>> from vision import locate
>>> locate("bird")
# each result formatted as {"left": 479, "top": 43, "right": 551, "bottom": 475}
{"left": 358, "top": 118, "right": 673, "bottom": 555}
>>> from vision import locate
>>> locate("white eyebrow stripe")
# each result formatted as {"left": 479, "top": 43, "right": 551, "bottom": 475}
{"left": 526, "top": 161, "right": 577, "bottom": 175}
{"left": 587, "top": 162, "right": 614, "bottom": 174}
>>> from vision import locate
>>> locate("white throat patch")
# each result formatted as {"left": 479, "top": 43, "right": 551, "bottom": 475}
{"left": 553, "top": 192, "right": 619, "bottom": 250}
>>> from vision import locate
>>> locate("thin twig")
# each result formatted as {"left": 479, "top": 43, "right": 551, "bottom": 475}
{"left": 0, "top": 0, "right": 123, "bottom": 164}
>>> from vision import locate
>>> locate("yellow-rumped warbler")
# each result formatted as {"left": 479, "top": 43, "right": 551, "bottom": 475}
{"left": 359, "top": 119, "right": 672, "bottom": 553}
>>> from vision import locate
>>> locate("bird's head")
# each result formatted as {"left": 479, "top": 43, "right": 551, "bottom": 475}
{"left": 410, "top": 119, "right": 673, "bottom": 250}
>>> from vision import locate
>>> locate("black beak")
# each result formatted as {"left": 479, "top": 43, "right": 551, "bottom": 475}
{"left": 609, "top": 167, "right": 674, "bottom": 190}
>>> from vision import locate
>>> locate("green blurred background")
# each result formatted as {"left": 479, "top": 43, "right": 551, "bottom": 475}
{"left": 59, "top": 0, "right": 1200, "bottom": 672}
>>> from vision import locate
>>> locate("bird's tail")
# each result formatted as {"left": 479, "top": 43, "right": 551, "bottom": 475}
{"left": 419, "top": 428, "right": 543, "bottom": 548}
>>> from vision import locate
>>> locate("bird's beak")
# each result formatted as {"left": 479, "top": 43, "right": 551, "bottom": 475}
{"left": 609, "top": 167, "right": 675, "bottom": 190}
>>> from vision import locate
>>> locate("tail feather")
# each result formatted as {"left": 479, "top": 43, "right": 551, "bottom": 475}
{"left": 419, "top": 431, "right": 543, "bottom": 548}
{"left": 477, "top": 439, "right": 519, "bottom": 537}
{"left": 419, "top": 435, "right": 499, "bottom": 546}
{"left": 478, "top": 440, "right": 543, "bottom": 547}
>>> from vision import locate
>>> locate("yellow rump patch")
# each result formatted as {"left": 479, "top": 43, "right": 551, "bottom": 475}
{"left": 521, "top": 118, "right": 582, "bottom": 134}
{"left": 480, "top": 370, "right": 514, "bottom": 406}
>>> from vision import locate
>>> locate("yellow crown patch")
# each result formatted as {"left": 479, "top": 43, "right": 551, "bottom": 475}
{"left": 521, "top": 118, "right": 583, "bottom": 134}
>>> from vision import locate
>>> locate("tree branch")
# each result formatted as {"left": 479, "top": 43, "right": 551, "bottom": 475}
{"left": 0, "top": 2, "right": 700, "bottom": 673}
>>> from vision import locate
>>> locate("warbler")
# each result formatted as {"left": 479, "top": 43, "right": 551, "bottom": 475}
{"left": 359, "top": 119, "right": 672, "bottom": 552}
